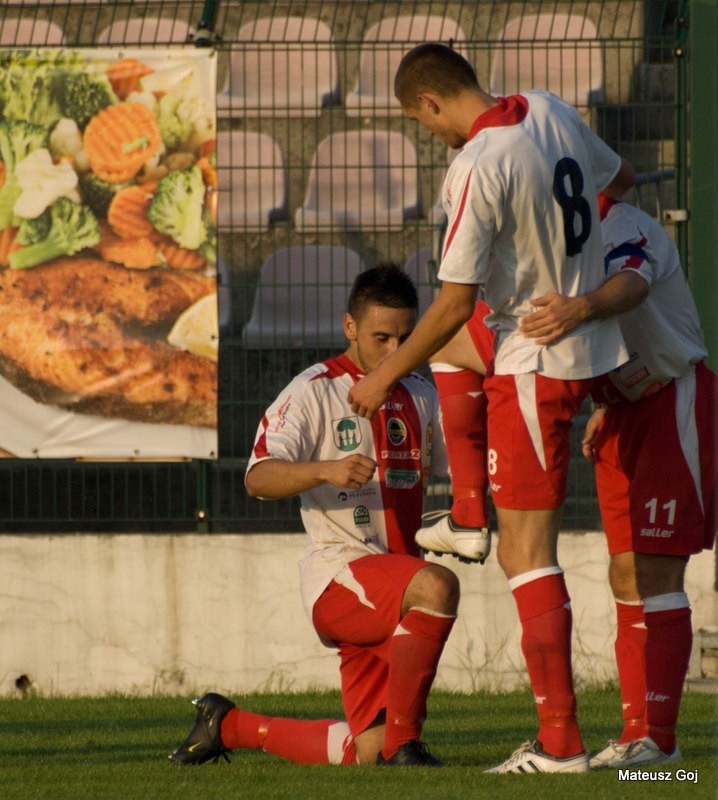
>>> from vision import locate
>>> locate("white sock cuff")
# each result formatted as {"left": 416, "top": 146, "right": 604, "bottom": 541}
{"left": 615, "top": 598, "right": 643, "bottom": 607}
{"left": 326, "top": 721, "right": 353, "bottom": 765}
{"left": 643, "top": 592, "right": 690, "bottom": 613}
{"left": 508, "top": 566, "right": 563, "bottom": 591}
{"left": 407, "top": 605, "right": 457, "bottom": 620}
{"left": 430, "top": 362, "right": 464, "bottom": 374}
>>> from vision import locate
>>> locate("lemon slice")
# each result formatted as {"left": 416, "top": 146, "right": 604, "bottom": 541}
{"left": 168, "top": 293, "right": 219, "bottom": 361}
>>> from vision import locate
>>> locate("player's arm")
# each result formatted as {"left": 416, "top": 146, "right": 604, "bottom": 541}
{"left": 520, "top": 270, "right": 649, "bottom": 346}
{"left": 348, "top": 281, "right": 477, "bottom": 419}
{"left": 245, "top": 454, "right": 377, "bottom": 499}
{"left": 601, "top": 157, "right": 636, "bottom": 200}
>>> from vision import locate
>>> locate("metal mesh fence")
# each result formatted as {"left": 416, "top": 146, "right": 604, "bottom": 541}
{"left": 0, "top": 0, "right": 686, "bottom": 531}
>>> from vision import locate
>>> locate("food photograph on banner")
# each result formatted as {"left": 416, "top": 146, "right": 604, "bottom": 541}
{"left": 0, "top": 47, "right": 218, "bottom": 459}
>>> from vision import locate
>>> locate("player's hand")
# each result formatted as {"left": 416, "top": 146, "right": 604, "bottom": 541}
{"left": 581, "top": 406, "right": 607, "bottom": 461}
{"left": 521, "top": 293, "right": 590, "bottom": 345}
{"left": 328, "top": 454, "right": 377, "bottom": 489}
{"left": 348, "top": 372, "right": 393, "bottom": 420}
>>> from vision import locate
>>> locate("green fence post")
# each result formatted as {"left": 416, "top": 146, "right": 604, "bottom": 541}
{"left": 689, "top": 0, "right": 718, "bottom": 368}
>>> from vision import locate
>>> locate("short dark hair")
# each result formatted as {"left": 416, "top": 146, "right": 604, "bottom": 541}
{"left": 394, "top": 42, "right": 479, "bottom": 107}
{"left": 347, "top": 263, "right": 418, "bottom": 320}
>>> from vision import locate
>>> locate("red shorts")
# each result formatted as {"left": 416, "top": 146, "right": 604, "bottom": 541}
{"left": 594, "top": 362, "right": 717, "bottom": 556}
{"left": 484, "top": 372, "right": 592, "bottom": 509}
{"left": 466, "top": 300, "right": 496, "bottom": 370}
{"left": 311, "top": 553, "right": 428, "bottom": 738}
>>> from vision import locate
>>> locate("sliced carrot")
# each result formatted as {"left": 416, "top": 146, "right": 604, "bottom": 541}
{"left": 155, "top": 235, "right": 206, "bottom": 271}
{"left": 0, "top": 226, "right": 19, "bottom": 268}
{"left": 107, "top": 182, "right": 158, "bottom": 239}
{"left": 96, "top": 234, "right": 161, "bottom": 269}
{"left": 107, "top": 58, "right": 153, "bottom": 100}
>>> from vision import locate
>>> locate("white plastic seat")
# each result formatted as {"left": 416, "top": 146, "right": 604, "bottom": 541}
{"left": 216, "top": 130, "right": 286, "bottom": 230}
{"left": 242, "top": 246, "right": 365, "bottom": 349}
{"left": 0, "top": 17, "right": 65, "bottom": 45}
{"left": 295, "top": 131, "right": 421, "bottom": 231}
{"left": 97, "top": 17, "right": 193, "bottom": 45}
{"left": 489, "top": 13, "right": 603, "bottom": 110}
{"left": 346, "top": 15, "right": 467, "bottom": 117}
{"left": 219, "top": 16, "right": 339, "bottom": 117}
{"left": 403, "top": 248, "right": 438, "bottom": 312}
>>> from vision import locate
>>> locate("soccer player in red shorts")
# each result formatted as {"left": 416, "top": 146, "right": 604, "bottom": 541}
{"left": 349, "top": 44, "right": 635, "bottom": 773}
{"left": 170, "top": 265, "right": 457, "bottom": 767}
{"left": 522, "top": 195, "right": 716, "bottom": 768}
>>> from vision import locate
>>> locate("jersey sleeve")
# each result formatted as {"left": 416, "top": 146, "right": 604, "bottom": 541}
{"left": 578, "top": 122, "right": 622, "bottom": 192}
{"left": 246, "top": 369, "right": 323, "bottom": 479}
{"left": 601, "top": 211, "right": 654, "bottom": 286}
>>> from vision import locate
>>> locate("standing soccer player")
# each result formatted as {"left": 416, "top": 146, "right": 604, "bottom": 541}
{"left": 170, "top": 265, "right": 456, "bottom": 767}
{"left": 348, "top": 43, "right": 635, "bottom": 773}
{"left": 522, "top": 195, "right": 716, "bottom": 768}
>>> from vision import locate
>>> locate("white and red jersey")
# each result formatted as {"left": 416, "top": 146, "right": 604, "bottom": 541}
{"left": 246, "top": 353, "right": 447, "bottom": 616}
{"left": 438, "top": 90, "right": 628, "bottom": 379}
{"left": 598, "top": 198, "right": 707, "bottom": 401}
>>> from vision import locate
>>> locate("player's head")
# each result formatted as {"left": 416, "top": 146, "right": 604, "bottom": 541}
{"left": 394, "top": 43, "right": 481, "bottom": 148}
{"left": 394, "top": 43, "right": 479, "bottom": 109}
{"left": 344, "top": 263, "right": 418, "bottom": 374}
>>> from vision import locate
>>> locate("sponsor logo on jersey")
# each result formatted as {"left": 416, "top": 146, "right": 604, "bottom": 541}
{"left": 272, "top": 395, "right": 292, "bottom": 432}
{"left": 490, "top": 481, "right": 502, "bottom": 493}
{"left": 646, "top": 691, "right": 670, "bottom": 702}
{"left": 381, "top": 400, "right": 405, "bottom": 411}
{"left": 333, "top": 416, "right": 361, "bottom": 451}
{"left": 386, "top": 417, "right": 407, "bottom": 446}
{"left": 385, "top": 469, "right": 420, "bottom": 489}
{"left": 353, "top": 505, "right": 370, "bottom": 526}
{"left": 640, "top": 527, "right": 674, "bottom": 539}
{"left": 380, "top": 449, "right": 421, "bottom": 460}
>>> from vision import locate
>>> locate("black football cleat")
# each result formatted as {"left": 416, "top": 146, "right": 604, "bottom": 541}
{"left": 376, "top": 740, "right": 444, "bottom": 766}
{"left": 169, "top": 692, "right": 236, "bottom": 765}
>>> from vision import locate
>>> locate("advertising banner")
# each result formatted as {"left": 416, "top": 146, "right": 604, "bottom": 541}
{"left": 0, "top": 47, "right": 218, "bottom": 458}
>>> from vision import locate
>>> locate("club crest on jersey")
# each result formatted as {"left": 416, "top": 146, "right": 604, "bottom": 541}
{"left": 353, "top": 505, "right": 370, "bottom": 527}
{"left": 386, "top": 417, "right": 407, "bottom": 446}
{"left": 333, "top": 416, "right": 361, "bottom": 451}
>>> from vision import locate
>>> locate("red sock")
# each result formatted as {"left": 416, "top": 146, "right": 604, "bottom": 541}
{"left": 644, "top": 603, "right": 692, "bottom": 754}
{"left": 511, "top": 571, "right": 584, "bottom": 757}
{"left": 221, "top": 709, "right": 356, "bottom": 765}
{"left": 431, "top": 368, "right": 488, "bottom": 527}
{"left": 381, "top": 608, "right": 455, "bottom": 760}
{"left": 614, "top": 601, "right": 647, "bottom": 742}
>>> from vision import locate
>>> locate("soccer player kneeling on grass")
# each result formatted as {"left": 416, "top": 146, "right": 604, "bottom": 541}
{"left": 170, "top": 265, "right": 456, "bottom": 767}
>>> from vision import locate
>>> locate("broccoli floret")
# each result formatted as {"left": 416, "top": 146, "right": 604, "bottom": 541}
{"left": 56, "top": 71, "right": 117, "bottom": 129}
{"left": 0, "top": 119, "right": 49, "bottom": 228}
{"left": 156, "top": 93, "right": 193, "bottom": 151}
{"left": 147, "top": 165, "right": 207, "bottom": 250}
{"left": 9, "top": 197, "right": 100, "bottom": 269}
{"left": 198, "top": 211, "right": 217, "bottom": 267}
{"left": 0, "top": 49, "right": 88, "bottom": 127}
{"left": 79, "top": 173, "right": 120, "bottom": 218}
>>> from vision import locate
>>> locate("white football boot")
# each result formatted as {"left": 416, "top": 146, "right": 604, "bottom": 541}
{"left": 415, "top": 510, "right": 490, "bottom": 564}
{"left": 590, "top": 736, "right": 680, "bottom": 769}
{"left": 485, "top": 740, "right": 589, "bottom": 774}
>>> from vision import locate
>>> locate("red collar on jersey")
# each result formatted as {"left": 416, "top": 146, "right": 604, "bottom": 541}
{"left": 597, "top": 192, "right": 619, "bottom": 220}
{"left": 468, "top": 95, "right": 529, "bottom": 139}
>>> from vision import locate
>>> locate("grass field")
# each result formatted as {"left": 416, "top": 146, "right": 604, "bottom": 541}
{"left": 0, "top": 688, "right": 714, "bottom": 800}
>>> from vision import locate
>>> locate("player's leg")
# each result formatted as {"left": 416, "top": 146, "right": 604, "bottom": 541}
{"left": 170, "top": 692, "right": 358, "bottom": 766}
{"left": 313, "top": 555, "right": 456, "bottom": 766}
{"left": 416, "top": 302, "right": 493, "bottom": 563}
{"left": 486, "top": 373, "right": 590, "bottom": 773}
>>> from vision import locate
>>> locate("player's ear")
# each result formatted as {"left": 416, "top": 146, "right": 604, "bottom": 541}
{"left": 417, "top": 93, "right": 441, "bottom": 114}
{"left": 344, "top": 312, "right": 357, "bottom": 340}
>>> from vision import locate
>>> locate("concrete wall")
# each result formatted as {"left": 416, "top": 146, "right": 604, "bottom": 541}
{"left": 1, "top": 532, "right": 715, "bottom": 697}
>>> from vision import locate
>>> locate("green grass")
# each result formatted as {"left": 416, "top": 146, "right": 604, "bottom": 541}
{"left": 0, "top": 689, "right": 715, "bottom": 800}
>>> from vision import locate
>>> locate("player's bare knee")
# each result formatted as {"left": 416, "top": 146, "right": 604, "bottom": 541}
{"left": 404, "top": 563, "right": 459, "bottom": 615}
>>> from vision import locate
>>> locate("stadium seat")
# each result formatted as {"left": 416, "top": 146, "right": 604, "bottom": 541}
{"left": 216, "top": 130, "right": 286, "bottom": 230}
{"left": 489, "top": 13, "right": 603, "bottom": 111}
{"left": 218, "top": 16, "right": 339, "bottom": 117}
{"left": 97, "top": 16, "right": 193, "bottom": 45}
{"left": 0, "top": 17, "right": 65, "bottom": 45}
{"left": 346, "top": 15, "right": 467, "bottom": 117}
{"left": 295, "top": 130, "right": 421, "bottom": 231}
{"left": 403, "top": 248, "right": 438, "bottom": 312}
{"left": 242, "top": 245, "right": 365, "bottom": 349}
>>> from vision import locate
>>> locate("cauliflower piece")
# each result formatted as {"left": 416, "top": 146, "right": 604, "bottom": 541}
{"left": 175, "top": 95, "right": 215, "bottom": 151}
{"left": 49, "top": 118, "right": 91, "bottom": 173}
{"left": 13, "top": 148, "right": 80, "bottom": 219}
{"left": 125, "top": 89, "right": 157, "bottom": 113}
